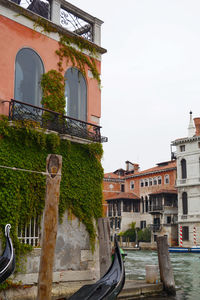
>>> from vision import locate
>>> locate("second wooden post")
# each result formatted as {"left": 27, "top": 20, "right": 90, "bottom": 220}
{"left": 157, "top": 236, "right": 176, "bottom": 296}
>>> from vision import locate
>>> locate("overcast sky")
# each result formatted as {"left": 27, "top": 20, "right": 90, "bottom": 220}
{"left": 69, "top": 0, "right": 200, "bottom": 173}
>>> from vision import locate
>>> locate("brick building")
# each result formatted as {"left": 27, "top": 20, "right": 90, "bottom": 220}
{"left": 103, "top": 160, "right": 178, "bottom": 246}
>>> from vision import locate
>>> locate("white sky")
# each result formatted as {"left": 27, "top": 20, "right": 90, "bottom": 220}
{"left": 69, "top": 0, "right": 200, "bottom": 173}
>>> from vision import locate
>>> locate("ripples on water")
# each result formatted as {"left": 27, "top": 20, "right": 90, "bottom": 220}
{"left": 125, "top": 250, "right": 200, "bottom": 300}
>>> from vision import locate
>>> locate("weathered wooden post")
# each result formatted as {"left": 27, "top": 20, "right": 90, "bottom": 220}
{"left": 98, "top": 218, "right": 111, "bottom": 277}
{"left": 37, "top": 154, "right": 62, "bottom": 300}
{"left": 157, "top": 236, "right": 176, "bottom": 296}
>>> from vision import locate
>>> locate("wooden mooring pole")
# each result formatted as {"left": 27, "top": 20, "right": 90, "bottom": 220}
{"left": 157, "top": 236, "right": 176, "bottom": 296}
{"left": 37, "top": 154, "right": 62, "bottom": 300}
{"left": 98, "top": 218, "right": 111, "bottom": 277}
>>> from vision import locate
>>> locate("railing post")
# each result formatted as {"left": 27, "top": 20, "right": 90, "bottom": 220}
{"left": 51, "top": 0, "right": 61, "bottom": 25}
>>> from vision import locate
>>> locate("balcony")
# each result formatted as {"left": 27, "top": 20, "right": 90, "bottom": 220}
{"left": 148, "top": 205, "right": 163, "bottom": 214}
{"left": 9, "top": 0, "right": 103, "bottom": 46}
{"left": 176, "top": 177, "right": 200, "bottom": 186}
{"left": 8, "top": 99, "right": 108, "bottom": 143}
{"left": 149, "top": 224, "right": 162, "bottom": 232}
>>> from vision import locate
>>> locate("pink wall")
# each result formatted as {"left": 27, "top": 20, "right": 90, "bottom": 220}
{"left": 0, "top": 16, "right": 101, "bottom": 123}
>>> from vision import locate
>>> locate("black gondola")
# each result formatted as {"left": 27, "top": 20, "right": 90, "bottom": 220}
{"left": 67, "top": 235, "right": 125, "bottom": 300}
{"left": 0, "top": 224, "right": 15, "bottom": 284}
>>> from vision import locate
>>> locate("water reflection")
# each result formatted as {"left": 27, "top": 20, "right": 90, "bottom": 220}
{"left": 125, "top": 250, "right": 200, "bottom": 300}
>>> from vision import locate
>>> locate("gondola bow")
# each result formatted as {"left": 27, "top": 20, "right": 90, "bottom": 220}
{"left": 0, "top": 224, "right": 15, "bottom": 284}
{"left": 68, "top": 235, "right": 125, "bottom": 300}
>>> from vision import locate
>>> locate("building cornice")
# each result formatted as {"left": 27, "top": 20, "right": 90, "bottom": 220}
{"left": 125, "top": 167, "right": 176, "bottom": 179}
{"left": 103, "top": 178, "right": 125, "bottom": 183}
{"left": 171, "top": 135, "right": 200, "bottom": 146}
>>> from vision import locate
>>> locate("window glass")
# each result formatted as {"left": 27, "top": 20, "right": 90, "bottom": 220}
{"left": 145, "top": 179, "right": 148, "bottom": 187}
{"left": 15, "top": 48, "right": 44, "bottom": 106}
{"left": 158, "top": 176, "right": 162, "bottom": 184}
{"left": 149, "top": 178, "right": 153, "bottom": 186}
{"left": 182, "top": 226, "right": 189, "bottom": 241}
{"left": 164, "top": 175, "right": 169, "bottom": 184}
{"left": 180, "top": 145, "right": 185, "bottom": 152}
{"left": 153, "top": 177, "right": 157, "bottom": 185}
{"left": 181, "top": 159, "right": 187, "bottom": 179}
{"left": 65, "top": 68, "right": 87, "bottom": 121}
{"left": 140, "top": 180, "right": 144, "bottom": 187}
{"left": 121, "top": 184, "right": 125, "bottom": 192}
{"left": 130, "top": 181, "right": 134, "bottom": 190}
{"left": 182, "top": 192, "right": 188, "bottom": 215}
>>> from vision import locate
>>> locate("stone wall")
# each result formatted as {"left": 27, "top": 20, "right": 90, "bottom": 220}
{"left": 0, "top": 211, "right": 100, "bottom": 299}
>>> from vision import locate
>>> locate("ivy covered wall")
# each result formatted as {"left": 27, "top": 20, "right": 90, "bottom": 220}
{"left": 0, "top": 119, "right": 103, "bottom": 268}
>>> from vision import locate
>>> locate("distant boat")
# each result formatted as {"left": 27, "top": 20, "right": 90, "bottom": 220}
{"left": 169, "top": 246, "right": 200, "bottom": 253}
{"left": 68, "top": 235, "right": 125, "bottom": 300}
{"left": 0, "top": 224, "right": 15, "bottom": 284}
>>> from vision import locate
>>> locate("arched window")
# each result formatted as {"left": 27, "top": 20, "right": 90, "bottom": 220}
{"left": 140, "top": 180, "right": 144, "bottom": 187}
{"left": 149, "top": 178, "right": 153, "bottom": 186}
{"left": 15, "top": 48, "right": 44, "bottom": 106}
{"left": 153, "top": 177, "right": 157, "bottom": 185}
{"left": 158, "top": 176, "right": 162, "bottom": 185}
{"left": 181, "top": 159, "right": 187, "bottom": 179}
{"left": 182, "top": 192, "right": 188, "bottom": 215}
{"left": 164, "top": 175, "right": 169, "bottom": 184}
{"left": 65, "top": 68, "right": 87, "bottom": 121}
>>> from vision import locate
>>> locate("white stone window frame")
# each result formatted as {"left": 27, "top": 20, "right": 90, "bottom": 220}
{"left": 149, "top": 178, "right": 153, "bottom": 186}
{"left": 130, "top": 180, "right": 134, "bottom": 190}
{"left": 180, "top": 145, "right": 185, "bottom": 152}
{"left": 158, "top": 176, "right": 162, "bottom": 185}
{"left": 164, "top": 174, "right": 169, "bottom": 184}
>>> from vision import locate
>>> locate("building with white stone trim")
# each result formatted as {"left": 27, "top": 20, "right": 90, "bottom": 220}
{"left": 171, "top": 112, "right": 200, "bottom": 247}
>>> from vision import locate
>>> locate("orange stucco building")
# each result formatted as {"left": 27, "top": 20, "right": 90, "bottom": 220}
{"left": 0, "top": 0, "right": 106, "bottom": 130}
{"left": 103, "top": 160, "right": 178, "bottom": 246}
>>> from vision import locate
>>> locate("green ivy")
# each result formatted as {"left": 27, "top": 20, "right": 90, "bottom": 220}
{"left": 0, "top": 118, "right": 103, "bottom": 275}
{"left": 41, "top": 70, "right": 65, "bottom": 114}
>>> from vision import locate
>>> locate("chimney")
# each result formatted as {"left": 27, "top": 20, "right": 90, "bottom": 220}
{"left": 188, "top": 111, "right": 195, "bottom": 137}
{"left": 134, "top": 164, "right": 139, "bottom": 172}
{"left": 194, "top": 118, "right": 200, "bottom": 136}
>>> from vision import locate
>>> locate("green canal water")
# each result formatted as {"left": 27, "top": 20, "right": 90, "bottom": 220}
{"left": 125, "top": 250, "right": 200, "bottom": 300}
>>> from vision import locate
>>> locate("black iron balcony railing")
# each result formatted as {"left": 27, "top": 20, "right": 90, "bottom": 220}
{"left": 148, "top": 205, "right": 163, "bottom": 213}
{"left": 149, "top": 224, "right": 162, "bottom": 232}
{"left": 8, "top": 99, "right": 108, "bottom": 143}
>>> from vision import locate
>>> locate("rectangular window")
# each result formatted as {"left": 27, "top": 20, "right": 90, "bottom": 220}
{"left": 18, "top": 217, "right": 40, "bottom": 246}
{"left": 180, "top": 145, "right": 185, "bottom": 152}
{"left": 167, "top": 216, "right": 171, "bottom": 224}
{"left": 130, "top": 181, "right": 134, "bottom": 190}
{"left": 133, "top": 200, "right": 140, "bottom": 212}
{"left": 123, "top": 199, "right": 132, "bottom": 212}
{"left": 182, "top": 226, "right": 189, "bottom": 241}
{"left": 140, "top": 220, "right": 146, "bottom": 229}
{"left": 121, "top": 184, "right": 125, "bottom": 192}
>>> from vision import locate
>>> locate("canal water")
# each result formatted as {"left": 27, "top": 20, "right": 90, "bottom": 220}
{"left": 125, "top": 250, "right": 200, "bottom": 300}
